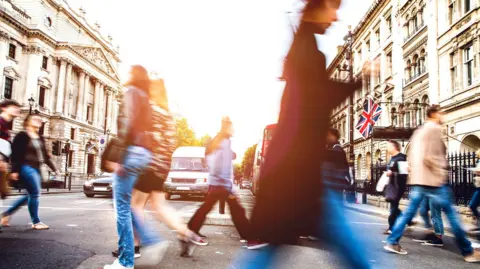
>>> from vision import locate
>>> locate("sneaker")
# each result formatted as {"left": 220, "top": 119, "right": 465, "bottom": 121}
{"left": 465, "top": 250, "right": 480, "bottom": 263}
{"left": 384, "top": 244, "right": 408, "bottom": 255}
{"left": 247, "top": 240, "right": 269, "bottom": 250}
{"left": 383, "top": 229, "right": 392, "bottom": 235}
{"left": 32, "top": 222, "right": 49, "bottom": 230}
{"left": 136, "top": 241, "right": 169, "bottom": 267}
{"left": 412, "top": 233, "right": 437, "bottom": 243}
{"left": 112, "top": 246, "right": 141, "bottom": 259}
{"left": 422, "top": 237, "right": 444, "bottom": 247}
{"left": 179, "top": 239, "right": 196, "bottom": 257}
{"left": 103, "top": 259, "right": 133, "bottom": 269}
{"left": 190, "top": 237, "right": 208, "bottom": 246}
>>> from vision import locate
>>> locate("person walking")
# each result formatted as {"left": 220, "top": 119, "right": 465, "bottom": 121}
{"left": 468, "top": 150, "right": 480, "bottom": 237}
{"left": 187, "top": 117, "right": 265, "bottom": 250}
{"left": 104, "top": 65, "right": 168, "bottom": 269}
{"left": 384, "top": 105, "right": 480, "bottom": 262}
{"left": 0, "top": 100, "right": 20, "bottom": 233}
{"left": 110, "top": 79, "right": 204, "bottom": 259}
{"left": 0, "top": 114, "right": 58, "bottom": 230}
{"left": 412, "top": 195, "right": 444, "bottom": 246}
{"left": 230, "top": 1, "right": 374, "bottom": 268}
{"left": 383, "top": 140, "right": 416, "bottom": 235}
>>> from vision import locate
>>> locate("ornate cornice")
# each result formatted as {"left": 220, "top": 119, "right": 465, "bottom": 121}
{"left": 23, "top": 45, "right": 46, "bottom": 55}
{"left": 0, "top": 31, "right": 9, "bottom": 42}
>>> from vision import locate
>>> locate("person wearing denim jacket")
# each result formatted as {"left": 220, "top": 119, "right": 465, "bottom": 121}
{"left": 104, "top": 66, "right": 168, "bottom": 269}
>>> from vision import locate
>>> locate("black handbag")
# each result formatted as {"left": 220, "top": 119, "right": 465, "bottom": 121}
{"left": 385, "top": 173, "right": 400, "bottom": 202}
{"left": 101, "top": 138, "right": 126, "bottom": 172}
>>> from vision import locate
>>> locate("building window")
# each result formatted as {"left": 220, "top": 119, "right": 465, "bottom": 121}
{"left": 386, "top": 16, "right": 392, "bottom": 35}
{"left": 374, "top": 57, "right": 381, "bottom": 85}
{"left": 42, "top": 56, "right": 48, "bottom": 70}
{"left": 465, "top": 0, "right": 472, "bottom": 13}
{"left": 8, "top": 44, "right": 16, "bottom": 59}
{"left": 4, "top": 77, "right": 13, "bottom": 99}
{"left": 68, "top": 151, "right": 74, "bottom": 168}
{"left": 366, "top": 40, "right": 370, "bottom": 53}
{"left": 86, "top": 105, "right": 92, "bottom": 122}
{"left": 386, "top": 52, "right": 392, "bottom": 77}
{"left": 375, "top": 29, "right": 380, "bottom": 47}
{"left": 464, "top": 44, "right": 473, "bottom": 87}
{"left": 405, "top": 111, "right": 411, "bottom": 128}
{"left": 449, "top": 0, "right": 457, "bottom": 25}
{"left": 450, "top": 51, "right": 458, "bottom": 91}
{"left": 38, "top": 86, "right": 46, "bottom": 107}
{"left": 70, "top": 128, "right": 76, "bottom": 140}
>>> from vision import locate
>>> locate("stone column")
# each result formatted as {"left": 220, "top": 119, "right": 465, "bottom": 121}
{"left": 98, "top": 86, "right": 105, "bottom": 127}
{"left": 106, "top": 90, "right": 114, "bottom": 131}
{"left": 63, "top": 63, "right": 73, "bottom": 116}
{"left": 82, "top": 74, "right": 90, "bottom": 121}
{"left": 55, "top": 61, "right": 67, "bottom": 114}
{"left": 76, "top": 71, "right": 86, "bottom": 120}
{"left": 93, "top": 81, "right": 101, "bottom": 125}
{"left": 0, "top": 31, "right": 9, "bottom": 97}
{"left": 23, "top": 45, "right": 44, "bottom": 105}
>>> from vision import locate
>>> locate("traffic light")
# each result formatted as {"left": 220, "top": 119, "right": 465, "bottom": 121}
{"left": 52, "top": 141, "right": 62, "bottom": 156}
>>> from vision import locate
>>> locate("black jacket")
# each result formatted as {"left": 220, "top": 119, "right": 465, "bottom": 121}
{"left": 248, "top": 24, "right": 360, "bottom": 245}
{"left": 11, "top": 131, "right": 56, "bottom": 174}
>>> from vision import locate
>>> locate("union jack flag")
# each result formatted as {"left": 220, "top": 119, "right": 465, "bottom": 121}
{"left": 355, "top": 98, "right": 383, "bottom": 139}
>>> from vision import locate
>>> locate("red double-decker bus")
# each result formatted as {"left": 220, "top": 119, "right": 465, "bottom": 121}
{"left": 251, "top": 124, "right": 276, "bottom": 195}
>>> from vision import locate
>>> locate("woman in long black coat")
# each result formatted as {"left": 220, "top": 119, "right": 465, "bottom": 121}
{"left": 233, "top": 0, "right": 372, "bottom": 268}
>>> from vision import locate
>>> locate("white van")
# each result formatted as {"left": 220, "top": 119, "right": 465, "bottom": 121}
{"left": 164, "top": 146, "right": 209, "bottom": 200}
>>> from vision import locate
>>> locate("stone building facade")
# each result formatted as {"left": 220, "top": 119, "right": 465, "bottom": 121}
{"left": 0, "top": 0, "right": 121, "bottom": 175}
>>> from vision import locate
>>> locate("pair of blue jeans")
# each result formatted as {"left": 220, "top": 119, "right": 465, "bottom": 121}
{"left": 113, "top": 146, "right": 160, "bottom": 268}
{"left": 469, "top": 189, "right": 480, "bottom": 218}
{"left": 229, "top": 188, "right": 372, "bottom": 269}
{"left": 387, "top": 185, "right": 473, "bottom": 256}
{"left": 419, "top": 196, "right": 444, "bottom": 235}
{"left": 3, "top": 165, "right": 41, "bottom": 224}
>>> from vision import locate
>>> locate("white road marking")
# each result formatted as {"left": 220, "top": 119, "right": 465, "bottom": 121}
{"left": 351, "top": 222, "right": 388, "bottom": 226}
{"left": 66, "top": 224, "right": 78, "bottom": 227}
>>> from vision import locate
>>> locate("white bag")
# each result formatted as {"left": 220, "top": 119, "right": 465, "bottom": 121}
{"left": 0, "top": 139, "right": 11, "bottom": 157}
{"left": 376, "top": 172, "right": 390, "bottom": 192}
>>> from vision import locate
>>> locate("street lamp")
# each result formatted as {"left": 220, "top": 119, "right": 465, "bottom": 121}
{"left": 337, "top": 25, "right": 356, "bottom": 185}
{"left": 64, "top": 139, "right": 71, "bottom": 189}
{"left": 28, "top": 96, "right": 35, "bottom": 115}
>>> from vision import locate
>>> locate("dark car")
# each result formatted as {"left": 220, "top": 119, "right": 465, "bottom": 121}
{"left": 83, "top": 173, "right": 114, "bottom": 198}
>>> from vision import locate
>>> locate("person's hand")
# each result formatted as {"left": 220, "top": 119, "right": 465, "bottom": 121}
{"left": 0, "top": 160, "right": 8, "bottom": 173}
{"left": 104, "top": 161, "right": 118, "bottom": 173}
{"left": 386, "top": 170, "right": 392, "bottom": 177}
{"left": 10, "top": 173, "right": 19, "bottom": 181}
{"left": 115, "top": 164, "right": 125, "bottom": 176}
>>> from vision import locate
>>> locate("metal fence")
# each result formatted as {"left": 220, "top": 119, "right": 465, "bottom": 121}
{"left": 361, "top": 152, "right": 478, "bottom": 206}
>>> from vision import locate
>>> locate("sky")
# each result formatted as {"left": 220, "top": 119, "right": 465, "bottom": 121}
{"left": 69, "top": 0, "right": 373, "bottom": 161}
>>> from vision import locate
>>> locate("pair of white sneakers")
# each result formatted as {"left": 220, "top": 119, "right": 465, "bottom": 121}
{"left": 104, "top": 241, "right": 169, "bottom": 269}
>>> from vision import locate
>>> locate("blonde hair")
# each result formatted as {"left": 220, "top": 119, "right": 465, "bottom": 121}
{"left": 150, "top": 79, "right": 169, "bottom": 110}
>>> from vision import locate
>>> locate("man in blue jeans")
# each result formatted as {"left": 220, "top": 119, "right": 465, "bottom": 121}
{"left": 412, "top": 196, "right": 444, "bottom": 246}
{"left": 384, "top": 105, "right": 480, "bottom": 262}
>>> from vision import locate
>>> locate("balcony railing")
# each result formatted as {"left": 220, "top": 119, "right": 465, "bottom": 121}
{"left": 404, "top": 67, "right": 427, "bottom": 85}
{"left": 404, "top": 23, "right": 425, "bottom": 42}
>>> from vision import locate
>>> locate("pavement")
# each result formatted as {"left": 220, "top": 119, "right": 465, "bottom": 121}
{"left": 1, "top": 190, "right": 480, "bottom": 268}
{"left": 7, "top": 186, "right": 83, "bottom": 196}
{"left": 345, "top": 201, "right": 480, "bottom": 239}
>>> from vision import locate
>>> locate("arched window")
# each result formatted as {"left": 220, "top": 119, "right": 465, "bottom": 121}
{"left": 414, "top": 99, "right": 421, "bottom": 126}
{"left": 366, "top": 152, "right": 372, "bottom": 180}
{"left": 405, "top": 60, "right": 412, "bottom": 80}
{"left": 412, "top": 9, "right": 418, "bottom": 29}
{"left": 413, "top": 54, "right": 419, "bottom": 77}
{"left": 405, "top": 15, "right": 410, "bottom": 36}
{"left": 461, "top": 135, "right": 480, "bottom": 152}
{"left": 375, "top": 150, "right": 382, "bottom": 166}
{"left": 422, "top": 95, "right": 429, "bottom": 121}
{"left": 419, "top": 49, "right": 426, "bottom": 73}
{"left": 357, "top": 154, "right": 363, "bottom": 180}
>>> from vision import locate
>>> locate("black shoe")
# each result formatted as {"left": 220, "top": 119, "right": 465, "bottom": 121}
{"left": 412, "top": 233, "right": 438, "bottom": 243}
{"left": 422, "top": 237, "right": 444, "bottom": 247}
{"left": 179, "top": 239, "right": 196, "bottom": 257}
{"left": 112, "top": 246, "right": 141, "bottom": 258}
